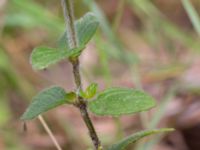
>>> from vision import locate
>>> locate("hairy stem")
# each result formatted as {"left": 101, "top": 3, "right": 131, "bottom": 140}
{"left": 72, "top": 58, "right": 102, "bottom": 149}
{"left": 61, "top": 0, "right": 77, "bottom": 48}
{"left": 60, "top": 0, "right": 102, "bottom": 149}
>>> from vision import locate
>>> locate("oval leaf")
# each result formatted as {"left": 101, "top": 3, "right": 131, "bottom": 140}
{"left": 58, "top": 12, "right": 99, "bottom": 49}
{"left": 21, "top": 86, "right": 67, "bottom": 120}
{"left": 31, "top": 47, "right": 64, "bottom": 70}
{"left": 57, "top": 32, "right": 70, "bottom": 50}
{"left": 76, "top": 12, "right": 99, "bottom": 46}
{"left": 31, "top": 46, "right": 84, "bottom": 70}
{"left": 89, "top": 88, "right": 156, "bottom": 116}
{"left": 107, "top": 128, "right": 174, "bottom": 150}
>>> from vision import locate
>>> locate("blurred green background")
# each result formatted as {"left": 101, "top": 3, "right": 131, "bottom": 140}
{"left": 1, "top": 0, "right": 200, "bottom": 150}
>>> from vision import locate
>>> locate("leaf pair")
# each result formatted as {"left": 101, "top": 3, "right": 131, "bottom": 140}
{"left": 21, "top": 86, "right": 173, "bottom": 150}
{"left": 22, "top": 87, "right": 156, "bottom": 120}
{"left": 31, "top": 13, "right": 99, "bottom": 70}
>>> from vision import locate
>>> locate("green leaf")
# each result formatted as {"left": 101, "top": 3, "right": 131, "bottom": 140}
{"left": 31, "top": 46, "right": 84, "bottom": 70}
{"left": 80, "top": 83, "right": 98, "bottom": 99}
{"left": 107, "top": 128, "right": 174, "bottom": 150}
{"left": 89, "top": 87, "right": 156, "bottom": 116}
{"left": 21, "top": 86, "right": 68, "bottom": 120}
{"left": 57, "top": 32, "right": 70, "bottom": 50}
{"left": 58, "top": 12, "right": 99, "bottom": 49}
{"left": 76, "top": 12, "right": 99, "bottom": 46}
{"left": 85, "top": 83, "right": 98, "bottom": 99}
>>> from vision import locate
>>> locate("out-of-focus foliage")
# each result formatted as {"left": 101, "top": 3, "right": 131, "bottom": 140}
{"left": 182, "top": 0, "right": 200, "bottom": 35}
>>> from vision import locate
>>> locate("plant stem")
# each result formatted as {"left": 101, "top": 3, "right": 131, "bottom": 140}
{"left": 38, "top": 115, "right": 62, "bottom": 150}
{"left": 72, "top": 59, "right": 102, "bottom": 149}
{"left": 60, "top": 0, "right": 102, "bottom": 149}
{"left": 61, "top": 0, "right": 77, "bottom": 48}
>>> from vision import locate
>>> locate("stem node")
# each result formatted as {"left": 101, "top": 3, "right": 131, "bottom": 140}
{"left": 60, "top": 0, "right": 102, "bottom": 149}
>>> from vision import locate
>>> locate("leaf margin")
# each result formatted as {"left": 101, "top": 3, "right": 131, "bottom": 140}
{"left": 88, "top": 87, "right": 156, "bottom": 116}
{"left": 21, "top": 86, "right": 68, "bottom": 120}
{"left": 107, "top": 128, "right": 174, "bottom": 150}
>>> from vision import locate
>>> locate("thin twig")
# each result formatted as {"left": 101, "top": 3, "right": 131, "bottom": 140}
{"left": 38, "top": 115, "right": 62, "bottom": 150}
{"left": 60, "top": 0, "right": 102, "bottom": 149}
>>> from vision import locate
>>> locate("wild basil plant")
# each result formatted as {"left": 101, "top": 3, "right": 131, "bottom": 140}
{"left": 21, "top": 0, "right": 173, "bottom": 150}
